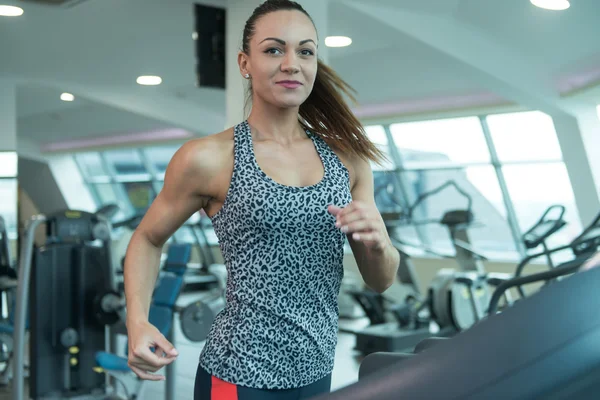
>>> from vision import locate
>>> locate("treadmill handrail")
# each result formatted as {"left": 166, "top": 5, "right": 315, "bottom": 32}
{"left": 488, "top": 257, "right": 584, "bottom": 314}
{"left": 522, "top": 204, "right": 566, "bottom": 248}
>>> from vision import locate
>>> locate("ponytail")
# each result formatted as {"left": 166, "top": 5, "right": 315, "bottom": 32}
{"left": 299, "top": 60, "right": 387, "bottom": 165}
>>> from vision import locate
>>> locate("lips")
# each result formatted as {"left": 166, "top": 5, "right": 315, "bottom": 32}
{"left": 276, "top": 80, "right": 302, "bottom": 89}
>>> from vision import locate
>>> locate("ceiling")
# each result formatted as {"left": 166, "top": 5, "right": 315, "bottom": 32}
{"left": 1, "top": 0, "right": 599, "bottom": 151}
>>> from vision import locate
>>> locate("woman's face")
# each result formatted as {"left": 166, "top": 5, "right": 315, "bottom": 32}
{"left": 241, "top": 10, "right": 318, "bottom": 109}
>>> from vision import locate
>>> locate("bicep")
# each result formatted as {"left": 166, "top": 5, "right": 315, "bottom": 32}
{"left": 136, "top": 142, "right": 212, "bottom": 247}
{"left": 350, "top": 157, "right": 377, "bottom": 209}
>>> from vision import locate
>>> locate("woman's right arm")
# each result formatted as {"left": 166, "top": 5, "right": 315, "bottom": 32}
{"left": 123, "top": 137, "right": 223, "bottom": 380}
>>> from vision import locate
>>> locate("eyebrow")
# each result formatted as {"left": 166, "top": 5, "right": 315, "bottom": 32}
{"left": 260, "top": 37, "right": 317, "bottom": 46}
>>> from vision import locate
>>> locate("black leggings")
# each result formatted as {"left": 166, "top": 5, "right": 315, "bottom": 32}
{"left": 194, "top": 365, "right": 332, "bottom": 400}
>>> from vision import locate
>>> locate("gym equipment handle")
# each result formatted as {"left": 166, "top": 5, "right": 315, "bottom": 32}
{"left": 488, "top": 257, "right": 584, "bottom": 314}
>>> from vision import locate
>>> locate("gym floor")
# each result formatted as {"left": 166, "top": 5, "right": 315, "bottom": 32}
{"left": 0, "top": 293, "right": 365, "bottom": 400}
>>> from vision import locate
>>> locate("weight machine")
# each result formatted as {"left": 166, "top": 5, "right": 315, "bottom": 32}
{"left": 12, "top": 210, "right": 116, "bottom": 400}
{"left": 11, "top": 210, "right": 222, "bottom": 400}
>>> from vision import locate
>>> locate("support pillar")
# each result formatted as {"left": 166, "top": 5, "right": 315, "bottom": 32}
{"left": 551, "top": 105, "right": 600, "bottom": 226}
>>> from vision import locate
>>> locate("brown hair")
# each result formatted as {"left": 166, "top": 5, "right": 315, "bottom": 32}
{"left": 242, "top": 0, "right": 386, "bottom": 165}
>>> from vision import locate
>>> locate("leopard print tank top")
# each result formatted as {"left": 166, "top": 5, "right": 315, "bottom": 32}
{"left": 198, "top": 120, "right": 353, "bottom": 389}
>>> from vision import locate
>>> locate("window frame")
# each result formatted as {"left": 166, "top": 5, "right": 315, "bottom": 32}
{"left": 71, "top": 111, "right": 584, "bottom": 261}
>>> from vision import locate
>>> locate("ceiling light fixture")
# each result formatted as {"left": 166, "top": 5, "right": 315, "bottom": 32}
{"left": 325, "top": 36, "right": 352, "bottom": 48}
{"left": 530, "top": 0, "right": 570, "bottom": 11}
{"left": 137, "top": 75, "right": 162, "bottom": 86}
{"left": 0, "top": 5, "right": 24, "bottom": 16}
{"left": 61, "top": 93, "right": 75, "bottom": 102}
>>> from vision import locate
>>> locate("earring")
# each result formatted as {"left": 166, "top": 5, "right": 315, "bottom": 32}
{"left": 244, "top": 74, "right": 250, "bottom": 79}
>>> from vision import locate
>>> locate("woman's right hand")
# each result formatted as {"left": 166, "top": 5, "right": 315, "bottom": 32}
{"left": 127, "top": 319, "right": 179, "bottom": 381}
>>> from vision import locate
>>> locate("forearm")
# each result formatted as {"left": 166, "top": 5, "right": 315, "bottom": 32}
{"left": 123, "top": 231, "right": 164, "bottom": 325}
{"left": 358, "top": 241, "right": 400, "bottom": 293}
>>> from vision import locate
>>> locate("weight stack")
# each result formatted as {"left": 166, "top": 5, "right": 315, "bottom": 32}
{"left": 30, "top": 243, "right": 111, "bottom": 398}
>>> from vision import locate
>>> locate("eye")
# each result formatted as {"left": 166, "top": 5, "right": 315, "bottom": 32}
{"left": 300, "top": 49, "right": 315, "bottom": 56}
{"left": 265, "top": 48, "right": 282, "bottom": 55}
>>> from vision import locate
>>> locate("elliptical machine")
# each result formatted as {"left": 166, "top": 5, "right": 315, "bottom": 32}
{"left": 12, "top": 210, "right": 118, "bottom": 400}
{"left": 346, "top": 180, "right": 496, "bottom": 354}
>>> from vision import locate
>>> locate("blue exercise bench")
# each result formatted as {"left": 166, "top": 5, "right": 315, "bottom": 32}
{"left": 95, "top": 243, "right": 192, "bottom": 400}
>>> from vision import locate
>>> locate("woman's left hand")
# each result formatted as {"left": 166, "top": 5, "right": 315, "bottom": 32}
{"left": 328, "top": 202, "right": 388, "bottom": 251}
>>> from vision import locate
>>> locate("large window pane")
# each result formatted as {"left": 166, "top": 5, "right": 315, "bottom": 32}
{"left": 373, "top": 170, "right": 422, "bottom": 246}
{"left": 402, "top": 167, "right": 517, "bottom": 259}
{"left": 0, "top": 179, "right": 17, "bottom": 239}
{"left": 122, "top": 182, "right": 156, "bottom": 214}
{"left": 144, "top": 145, "right": 180, "bottom": 176}
{"left": 0, "top": 152, "right": 17, "bottom": 178}
{"left": 486, "top": 111, "right": 562, "bottom": 162}
{"left": 365, "top": 125, "right": 395, "bottom": 171}
{"left": 104, "top": 149, "right": 149, "bottom": 178}
{"left": 503, "top": 162, "right": 582, "bottom": 253}
{"left": 92, "top": 183, "right": 130, "bottom": 219}
{"left": 390, "top": 117, "right": 490, "bottom": 168}
{"left": 75, "top": 153, "right": 109, "bottom": 178}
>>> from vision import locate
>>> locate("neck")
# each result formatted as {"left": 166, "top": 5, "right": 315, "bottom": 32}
{"left": 246, "top": 100, "right": 304, "bottom": 143}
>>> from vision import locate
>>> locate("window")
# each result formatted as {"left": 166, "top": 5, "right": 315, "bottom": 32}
{"left": 0, "top": 179, "right": 17, "bottom": 239}
{"left": 401, "top": 167, "right": 517, "bottom": 259}
{"left": 390, "top": 117, "right": 491, "bottom": 168}
{"left": 144, "top": 145, "right": 180, "bottom": 177}
{"left": 91, "top": 183, "right": 130, "bottom": 220}
{"left": 486, "top": 111, "right": 562, "bottom": 162}
{"left": 75, "top": 152, "right": 109, "bottom": 179}
{"left": 122, "top": 182, "right": 156, "bottom": 214}
{"left": 503, "top": 163, "right": 582, "bottom": 251}
{"left": 373, "top": 170, "right": 422, "bottom": 246}
{"left": 364, "top": 125, "right": 395, "bottom": 171}
{"left": 104, "top": 149, "right": 150, "bottom": 181}
{"left": 0, "top": 152, "right": 17, "bottom": 178}
{"left": 153, "top": 181, "right": 164, "bottom": 194}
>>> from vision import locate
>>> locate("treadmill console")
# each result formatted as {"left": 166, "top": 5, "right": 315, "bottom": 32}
{"left": 522, "top": 205, "right": 567, "bottom": 249}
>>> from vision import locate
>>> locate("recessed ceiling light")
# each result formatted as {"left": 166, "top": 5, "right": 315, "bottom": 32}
{"left": 61, "top": 93, "right": 75, "bottom": 102}
{"left": 530, "top": 0, "right": 570, "bottom": 11}
{"left": 0, "top": 5, "right": 24, "bottom": 16}
{"left": 137, "top": 75, "right": 162, "bottom": 86}
{"left": 325, "top": 36, "right": 352, "bottom": 48}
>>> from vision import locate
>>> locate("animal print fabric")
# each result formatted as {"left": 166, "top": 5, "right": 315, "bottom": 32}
{"left": 198, "top": 120, "right": 353, "bottom": 389}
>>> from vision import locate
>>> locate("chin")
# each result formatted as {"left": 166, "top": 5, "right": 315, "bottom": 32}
{"left": 272, "top": 94, "right": 308, "bottom": 109}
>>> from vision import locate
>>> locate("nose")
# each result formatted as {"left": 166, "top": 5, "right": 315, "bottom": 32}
{"left": 281, "top": 53, "right": 300, "bottom": 74}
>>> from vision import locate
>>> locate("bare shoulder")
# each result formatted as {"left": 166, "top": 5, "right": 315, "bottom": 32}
{"left": 175, "top": 128, "right": 232, "bottom": 169}
{"left": 164, "top": 127, "right": 234, "bottom": 197}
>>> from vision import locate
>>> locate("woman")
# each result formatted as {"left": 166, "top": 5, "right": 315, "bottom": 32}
{"left": 124, "top": 0, "right": 400, "bottom": 398}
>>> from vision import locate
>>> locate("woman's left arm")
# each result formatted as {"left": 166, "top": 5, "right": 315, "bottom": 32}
{"left": 328, "top": 157, "right": 399, "bottom": 293}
